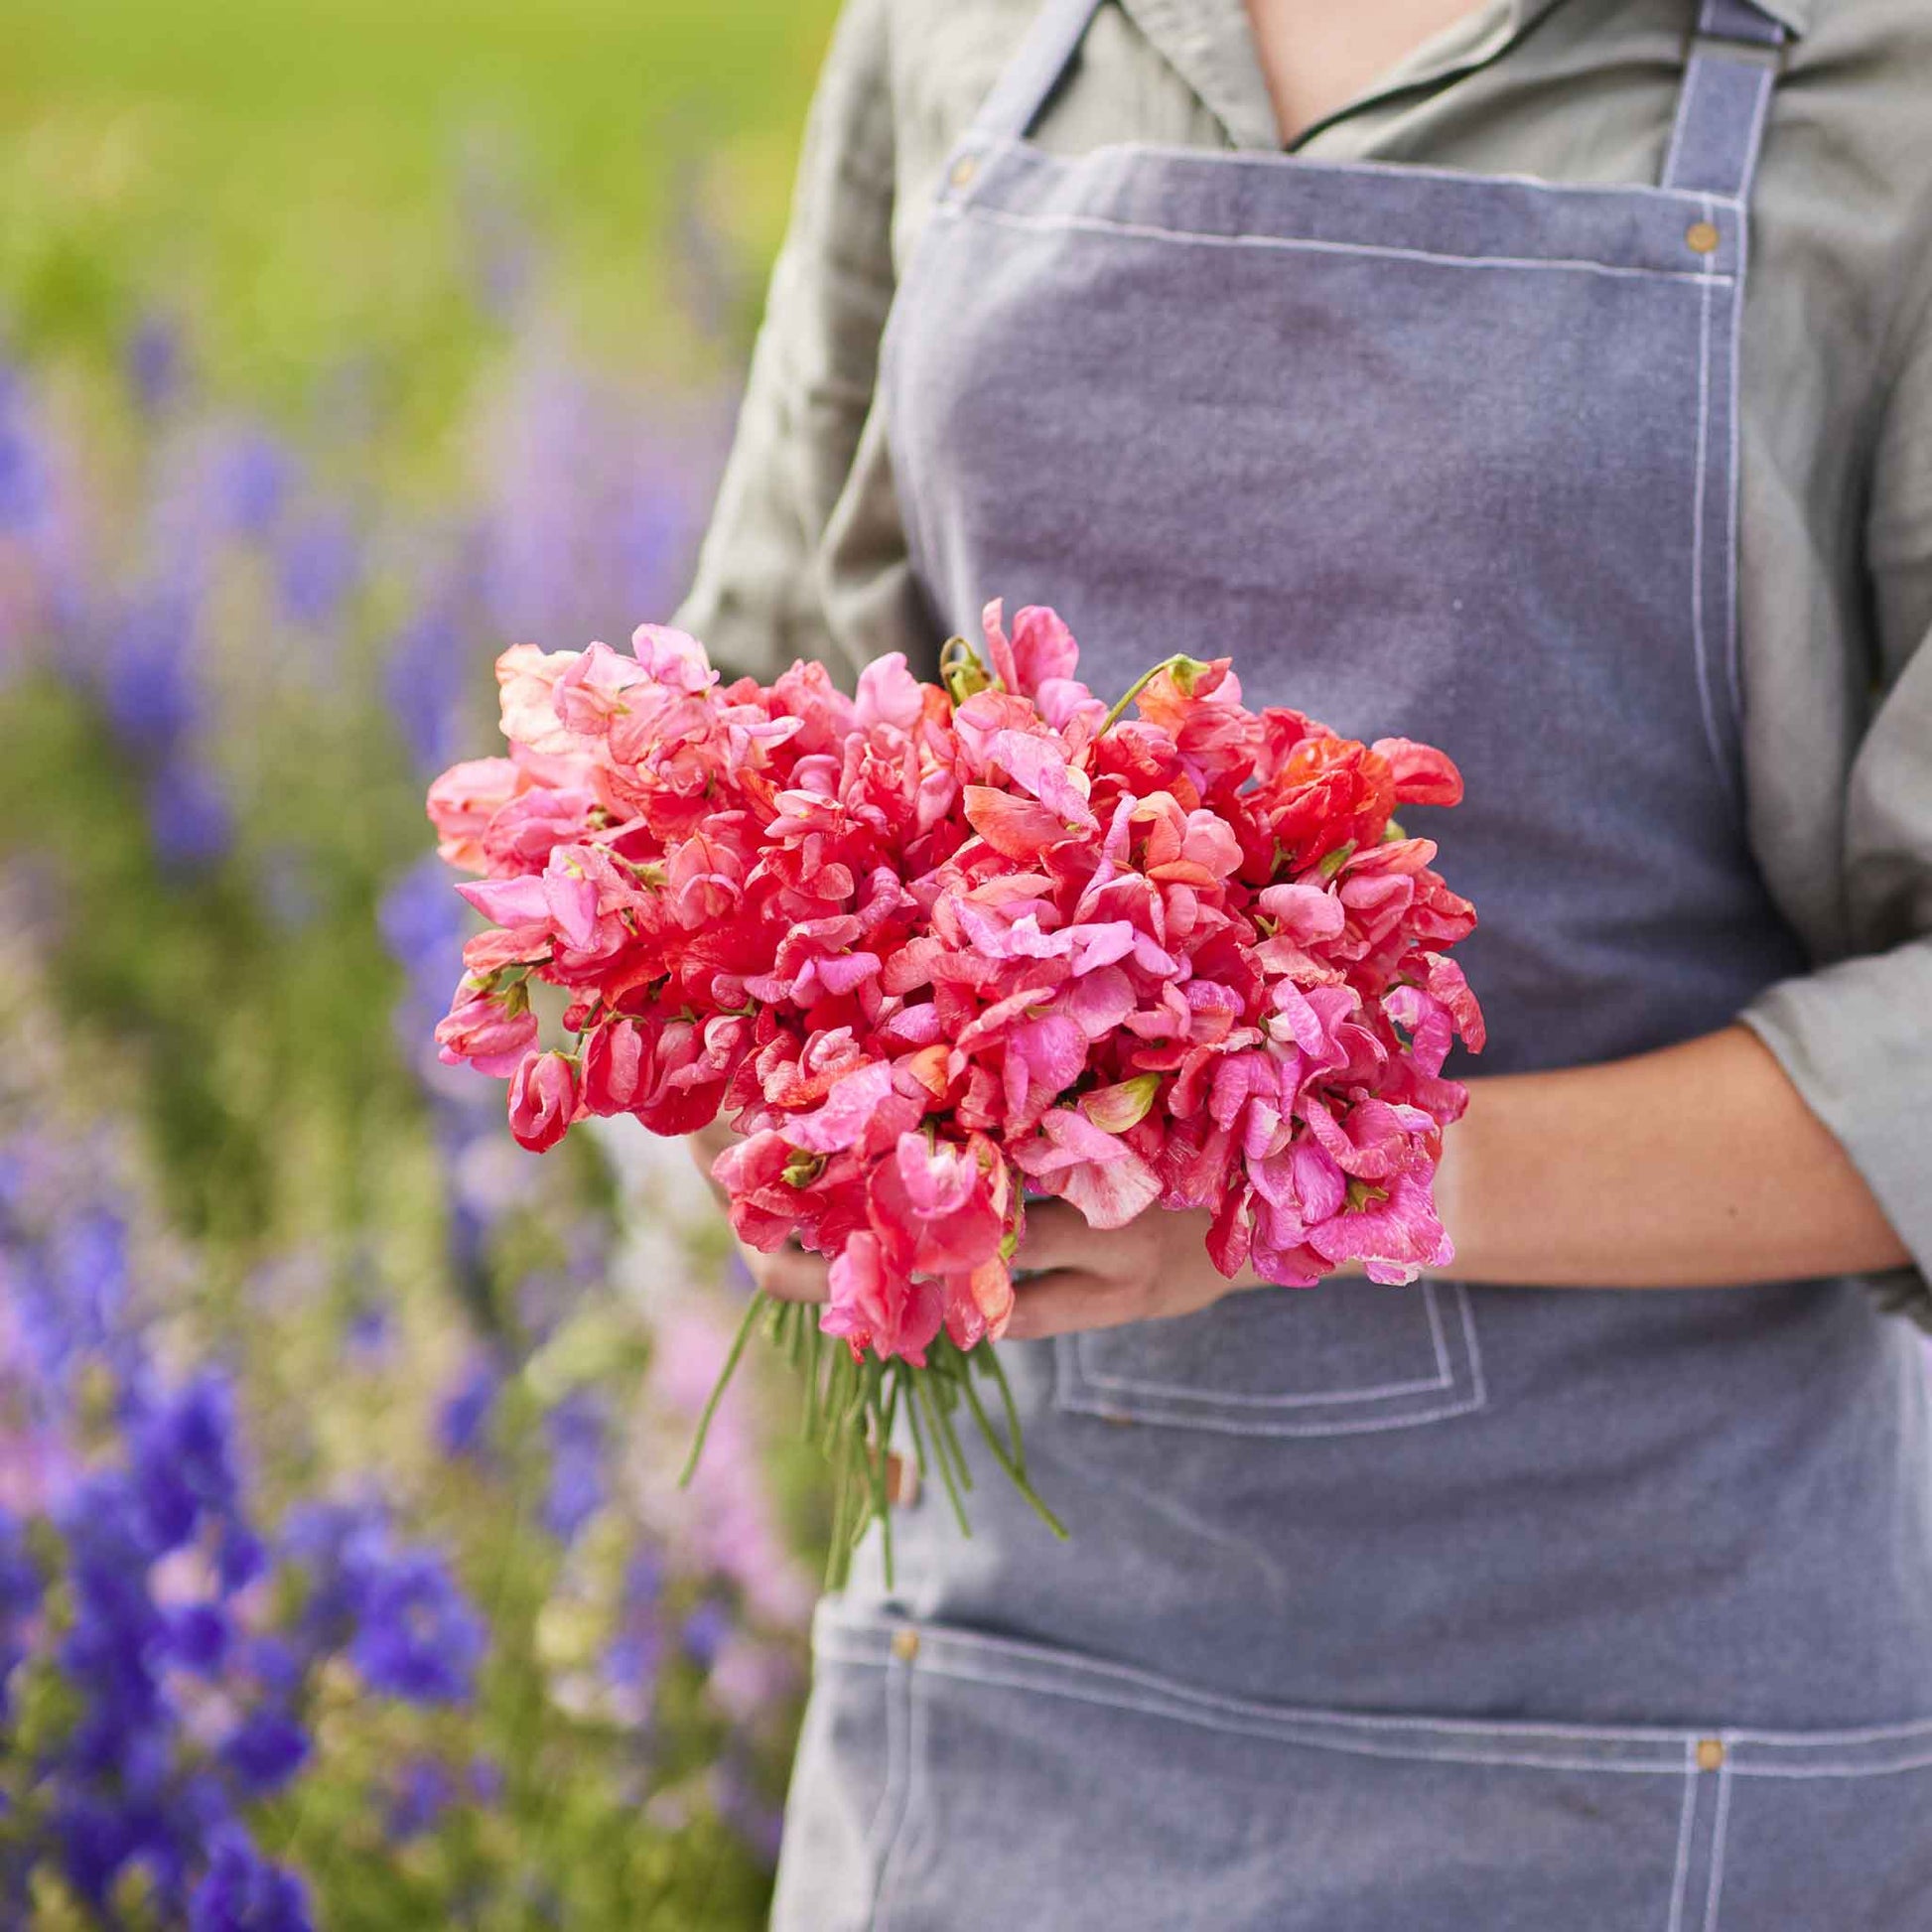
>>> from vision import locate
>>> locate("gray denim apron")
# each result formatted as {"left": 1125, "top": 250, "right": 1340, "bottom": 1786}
{"left": 769, "top": 3, "right": 1932, "bottom": 1925}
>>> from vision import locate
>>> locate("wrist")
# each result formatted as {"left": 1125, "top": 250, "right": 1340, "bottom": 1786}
{"left": 1433, "top": 1080, "right": 1491, "bottom": 1281}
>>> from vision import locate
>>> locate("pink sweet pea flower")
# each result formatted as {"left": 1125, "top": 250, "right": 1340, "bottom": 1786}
{"left": 1299, "top": 1095, "right": 1439, "bottom": 1182}
{"left": 855, "top": 651, "right": 927, "bottom": 733}
{"left": 1309, "top": 1170, "right": 1455, "bottom": 1284}
{"left": 482, "top": 777, "right": 600, "bottom": 873}
{"left": 822, "top": 1232, "right": 945, "bottom": 1366}
{"left": 629, "top": 623, "right": 718, "bottom": 692}
{"left": 552, "top": 638, "right": 651, "bottom": 737}
{"left": 983, "top": 729, "right": 1098, "bottom": 832}
{"left": 541, "top": 848, "right": 604, "bottom": 952}
{"left": 507, "top": 1049, "right": 581, "bottom": 1152}
{"left": 1012, "top": 1107, "right": 1161, "bottom": 1229}
{"left": 710, "top": 1130, "right": 815, "bottom": 1252}
{"left": 941, "top": 1252, "right": 1017, "bottom": 1349}
{"left": 1003, "top": 602, "right": 1081, "bottom": 692}
{"left": 1256, "top": 881, "right": 1347, "bottom": 944}
{"left": 581, "top": 1018, "right": 653, "bottom": 1117}
{"left": 1372, "top": 736, "right": 1464, "bottom": 807}
{"left": 867, "top": 1131, "right": 1008, "bottom": 1278}
{"left": 427, "top": 758, "right": 521, "bottom": 872}
{"left": 435, "top": 990, "right": 538, "bottom": 1078}
{"left": 783, "top": 1061, "right": 897, "bottom": 1154}
{"left": 495, "top": 643, "right": 581, "bottom": 755}
{"left": 962, "top": 786, "right": 1089, "bottom": 861}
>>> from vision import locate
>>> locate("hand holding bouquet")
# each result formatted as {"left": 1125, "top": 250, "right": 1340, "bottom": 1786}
{"left": 427, "top": 603, "right": 1482, "bottom": 1582}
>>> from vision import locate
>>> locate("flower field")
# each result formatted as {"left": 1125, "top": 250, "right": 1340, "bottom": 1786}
{"left": 0, "top": 0, "right": 838, "bottom": 1921}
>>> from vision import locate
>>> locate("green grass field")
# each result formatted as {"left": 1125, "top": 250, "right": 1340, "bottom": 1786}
{"left": 0, "top": 0, "right": 840, "bottom": 403}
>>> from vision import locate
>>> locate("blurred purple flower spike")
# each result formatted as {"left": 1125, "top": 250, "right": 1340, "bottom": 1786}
{"left": 126, "top": 314, "right": 190, "bottom": 418}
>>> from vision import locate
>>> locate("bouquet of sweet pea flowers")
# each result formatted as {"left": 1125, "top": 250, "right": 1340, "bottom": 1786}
{"left": 426, "top": 602, "right": 1483, "bottom": 1584}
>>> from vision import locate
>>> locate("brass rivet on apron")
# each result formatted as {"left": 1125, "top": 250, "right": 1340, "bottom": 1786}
{"left": 1685, "top": 220, "right": 1721, "bottom": 256}
{"left": 891, "top": 1626, "right": 921, "bottom": 1664}
{"left": 950, "top": 153, "right": 980, "bottom": 192}
{"left": 1695, "top": 1736, "right": 1726, "bottom": 1771}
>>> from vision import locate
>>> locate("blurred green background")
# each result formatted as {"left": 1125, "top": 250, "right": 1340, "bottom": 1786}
{"left": 0, "top": 1, "right": 847, "bottom": 1925}
{"left": 2, "top": 0, "right": 832, "bottom": 388}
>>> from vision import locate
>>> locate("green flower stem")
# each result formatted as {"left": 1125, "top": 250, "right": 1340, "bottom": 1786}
{"left": 1098, "top": 653, "right": 1195, "bottom": 736}
{"left": 676, "top": 1286, "right": 767, "bottom": 1488}
{"left": 900, "top": 1361, "right": 932, "bottom": 1485}
{"left": 912, "top": 1368, "right": 973, "bottom": 1539}
{"left": 867, "top": 1356, "right": 895, "bottom": 1590}
{"left": 956, "top": 1355, "right": 1069, "bottom": 1543}
{"left": 681, "top": 1289, "right": 1072, "bottom": 1590}
{"left": 976, "top": 1337, "right": 1031, "bottom": 1482}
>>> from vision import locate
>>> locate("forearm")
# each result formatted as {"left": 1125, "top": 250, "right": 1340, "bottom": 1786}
{"left": 1439, "top": 1023, "right": 1912, "bottom": 1290}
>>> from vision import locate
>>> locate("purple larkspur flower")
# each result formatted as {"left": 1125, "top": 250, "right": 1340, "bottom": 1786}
{"left": 345, "top": 1302, "right": 390, "bottom": 1361}
{"left": 0, "top": 364, "right": 52, "bottom": 534}
{"left": 281, "top": 1496, "right": 389, "bottom": 1656}
{"left": 10, "top": 1205, "right": 131, "bottom": 1388}
{"left": 275, "top": 507, "right": 360, "bottom": 628}
{"left": 283, "top": 1498, "right": 484, "bottom": 1702}
{"left": 217, "top": 1519, "right": 267, "bottom": 1596}
{"left": 244, "top": 1634, "right": 301, "bottom": 1699}
{"left": 166, "top": 1599, "right": 231, "bottom": 1676}
{"left": 56, "top": 1793, "right": 140, "bottom": 1908}
{"left": 436, "top": 1349, "right": 502, "bottom": 1461}
{"left": 383, "top": 600, "right": 471, "bottom": 774}
{"left": 126, "top": 314, "right": 188, "bottom": 416}
{"left": 386, "top": 1757, "right": 455, "bottom": 1842}
{"left": 467, "top": 1754, "right": 505, "bottom": 1806}
{"left": 0, "top": 1506, "right": 41, "bottom": 1719}
{"left": 130, "top": 1371, "right": 242, "bottom": 1554}
{"left": 349, "top": 1546, "right": 484, "bottom": 1705}
{"left": 147, "top": 753, "right": 233, "bottom": 871}
{"left": 542, "top": 1390, "right": 607, "bottom": 1545}
{"left": 604, "top": 1547, "right": 664, "bottom": 1698}
{"left": 59, "top": 1472, "right": 170, "bottom": 1773}
{"left": 189, "top": 1823, "right": 313, "bottom": 1932}
{"left": 219, "top": 1707, "right": 311, "bottom": 1797}
{"left": 680, "top": 1597, "right": 732, "bottom": 1672}
{"left": 102, "top": 582, "right": 203, "bottom": 752}
{"left": 210, "top": 431, "right": 293, "bottom": 542}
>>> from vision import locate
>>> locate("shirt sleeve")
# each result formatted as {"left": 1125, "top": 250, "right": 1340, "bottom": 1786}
{"left": 672, "top": 0, "right": 903, "bottom": 687}
{"left": 1736, "top": 287, "right": 1932, "bottom": 1321}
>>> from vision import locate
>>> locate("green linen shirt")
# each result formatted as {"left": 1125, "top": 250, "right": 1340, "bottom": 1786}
{"left": 673, "top": 0, "right": 1932, "bottom": 1317}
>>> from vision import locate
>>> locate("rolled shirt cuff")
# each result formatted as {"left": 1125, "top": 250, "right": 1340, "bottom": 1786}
{"left": 1736, "top": 939, "right": 1932, "bottom": 1329}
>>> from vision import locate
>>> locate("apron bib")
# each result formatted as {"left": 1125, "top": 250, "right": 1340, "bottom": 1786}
{"left": 771, "top": 4, "right": 1932, "bottom": 1925}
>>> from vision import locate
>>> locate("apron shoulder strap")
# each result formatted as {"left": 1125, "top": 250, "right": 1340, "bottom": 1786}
{"left": 969, "top": 0, "right": 1106, "bottom": 145}
{"left": 1662, "top": 0, "right": 1788, "bottom": 202}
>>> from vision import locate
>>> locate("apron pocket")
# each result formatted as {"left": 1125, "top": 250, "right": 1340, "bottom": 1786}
{"left": 815, "top": 1606, "right": 1697, "bottom": 1932}
{"left": 1053, "top": 1277, "right": 1485, "bottom": 1437}
{"left": 1697, "top": 1731, "right": 1932, "bottom": 1931}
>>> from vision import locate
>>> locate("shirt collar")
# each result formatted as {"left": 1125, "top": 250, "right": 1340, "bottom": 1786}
{"left": 1117, "top": 0, "right": 1806, "bottom": 155}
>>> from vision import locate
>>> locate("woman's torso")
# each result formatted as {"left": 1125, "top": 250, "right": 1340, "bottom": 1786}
{"left": 763, "top": 3, "right": 1932, "bottom": 1923}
